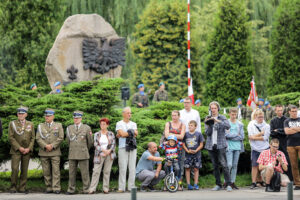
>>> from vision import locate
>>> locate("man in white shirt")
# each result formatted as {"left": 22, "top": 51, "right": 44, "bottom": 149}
{"left": 179, "top": 97, "right": 201, "bottom": 180}
{"left": 180, "top": 97, "right": 201, "bottom": 133}
{"left": 116, "top": 107, "right": 138, "bottom": 192}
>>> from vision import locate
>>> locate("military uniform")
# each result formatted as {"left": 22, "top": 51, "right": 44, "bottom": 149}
{"left": 245, "top": 107, "right": 253, "bottom": 121}
{"left": 66, "top": 122, "right": 93, "bottom": 194}
{"left": 36, "top": 117, "right": 64, "bottom": 193}
{"left": 132, "top": 92, "right": 149, "bottom": 108}
{"left": 265, "top": 107, "right": 275, "bottom": 122}
{"left": 8, "top": 110, "right": 35, "bottom": 192}
{"left": 237, "top": 105, "right": 247, "bottom": 120}
{"left": 153, "top": 89, "right": 168, "bottom": 102}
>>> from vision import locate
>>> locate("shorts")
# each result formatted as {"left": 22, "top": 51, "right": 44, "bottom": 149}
{"left": 184, "top": 155, "right": 202, "bottom": 169}
{"left": 251, "top": 150, "right": 261, "bottom": 167}
{"left": 261, "top": 168, "right": 290, "bottom": 183}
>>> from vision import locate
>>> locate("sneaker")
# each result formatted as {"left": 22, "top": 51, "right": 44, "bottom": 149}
{"left": 250, "top": 183, "right": 257, "bottom": 189}
{"left": 194, "top": 184, "right": 199, "bottom": 190}
{"left": 294, "top": 186, "right": 300, "bottom": 190}
{"left": 211, "top": 185, "right": 221, "bottom": 191}
{"left": 188, "top": 184, "right": 194, "bottom": 190}
{"left": 265, "top": 185, "right": 274, "bottom": 192}
{"left": 140, "top": 186, "right": 147, "bottom": 192}
{"left": 148, "top": 185, "right": 156, "bottom": 192}
{"left": 226, "top": 185, "right": 233, "bottom": 192}
{"left": 231, "top": 183, "right": 239, "bottom": 190}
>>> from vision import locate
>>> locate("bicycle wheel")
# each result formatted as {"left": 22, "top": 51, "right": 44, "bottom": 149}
{"left": 165, "top": 174, "right": 178, "bottom": 193}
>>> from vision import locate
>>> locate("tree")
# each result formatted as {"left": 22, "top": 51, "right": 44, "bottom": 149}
{"left": 268, "top": 0, "right": 300, "bottom": 95}
{"left": 204, "top": 0, "right": 253, "bottom": 106}
{"left": 0, "top": 0, "right": 65, "bottom": 88}
{"left": 131, "top": 0, "right": 202, "bottom": 101}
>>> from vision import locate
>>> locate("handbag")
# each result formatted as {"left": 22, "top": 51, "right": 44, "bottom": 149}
{"left": 270, "top": 171, "right": 281, "bottom": 192}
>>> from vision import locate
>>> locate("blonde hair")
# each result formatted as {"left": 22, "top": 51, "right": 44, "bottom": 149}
{"left": 251, "top": 108, "right": 264, "bottom": 121}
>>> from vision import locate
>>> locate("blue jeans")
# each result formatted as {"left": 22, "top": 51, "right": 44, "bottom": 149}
{"left": 226, "top": 149, "right": 240, "bottom": 183}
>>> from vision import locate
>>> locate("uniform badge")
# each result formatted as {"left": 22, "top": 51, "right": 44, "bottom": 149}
{"left": 54, "top": 132, "right": 58, "bottom": 136}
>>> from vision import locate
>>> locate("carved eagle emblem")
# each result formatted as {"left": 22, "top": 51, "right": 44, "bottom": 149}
{"left": 82, "top": 37, "right": 125, "bottom": 74}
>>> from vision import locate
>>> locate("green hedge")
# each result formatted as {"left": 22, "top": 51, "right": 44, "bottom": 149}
{"left": 0, "top": 81, "right": 252, "bottom": 175}
{"left": 268, "top": 92, "right": 300, "bottom": 106}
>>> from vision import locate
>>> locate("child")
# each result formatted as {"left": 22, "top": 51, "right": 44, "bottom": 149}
{"left": 183, "top": 120, "right": 204, "bottom": 190}
{"left": 160, "top": 135, "right": 181, "bottom": 179}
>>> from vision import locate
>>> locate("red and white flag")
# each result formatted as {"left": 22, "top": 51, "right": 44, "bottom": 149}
{"left": 188, "top": 78, "right": 194, "bottom": 104}
{"left": 247, "top": 78, "right": 258, "bottom": 110}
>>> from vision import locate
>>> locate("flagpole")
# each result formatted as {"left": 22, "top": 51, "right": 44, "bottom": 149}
{"left": 187, "top": 0, "right": 194, "bottom": 104}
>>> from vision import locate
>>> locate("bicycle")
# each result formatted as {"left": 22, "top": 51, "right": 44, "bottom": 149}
{"left": 163, "top": 157, "right": 179, "bottom": 193}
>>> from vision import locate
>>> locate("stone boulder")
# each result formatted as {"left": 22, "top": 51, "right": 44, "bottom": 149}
{"left": 45, "top": 14, "right": 123, "bottom": 90}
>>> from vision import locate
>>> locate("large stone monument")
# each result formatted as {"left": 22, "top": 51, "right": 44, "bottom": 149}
{"left": 45, "top": 14, "right": 125, "bottom": 90}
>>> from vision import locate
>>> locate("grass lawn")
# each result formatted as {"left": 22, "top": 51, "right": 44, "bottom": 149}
{"left": 0, "top": 169, "right": 251, "bottom": 193}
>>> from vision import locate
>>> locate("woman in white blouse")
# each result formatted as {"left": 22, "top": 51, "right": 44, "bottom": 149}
{"left": 89, "top": 118, "right": 116, "bottom": 194}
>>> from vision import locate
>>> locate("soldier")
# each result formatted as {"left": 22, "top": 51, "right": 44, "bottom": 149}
{"left": 264, "top": 101, "right": 275, "bottom": 122}
{"left": 153, "top": 82, "right": 168, "bottom": 102}
{"left": 50, "top": 81, "right": 63, "bottom": 94}
{"left": 36, "top": 108, "right": 64, "bottom": 194}
{"left": 195, "top": 99, "right": 201, "bottom": 107}
{"left": 258, "top": 98, "right": 265, "bottom": 109}
{"left": 30, "top": 83, "right": 37, "bottom": 90}
{"left": 8, "top": 106, "right": 35, "bottom": 193}
{"left": 236, "top": 98, "right": 247, "bottom": 120}
{"left": 132, "top": 84, "right": 149, "bottom": 108}
{"left": 66, "top": 111, "right": 93, "bottom": 195}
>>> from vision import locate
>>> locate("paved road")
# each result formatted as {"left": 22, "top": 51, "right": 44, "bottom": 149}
{"left": 0, "top": 188, "right": 299, "bottom": 200}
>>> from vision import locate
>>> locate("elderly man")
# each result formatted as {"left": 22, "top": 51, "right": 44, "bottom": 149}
{"left": 116, "top": 107, "right": 138, "bottom": 192}
{"left": 257, "top": 138, "right": 290, "bottom": 192}
{"left": 132, "top": 84, "right": 149, "bottom": 108}
{"left": 8, "top": 106, "right": 35, "bottom": 193}
{"left": 66, "top": 111, "right": 93, "bottom": 195}
{"left": 284, "top": 105, "right": 300, "bottom": 190}
{"left": 136, "top": 142, "right": 165, "bottom": 192}
{"left": 36, "top": 108, "right": 64, "bottom": 194}
{"left": 205, "top": 101, "right": 232, "bottom": 191}
{"left": 153, "top": 82, "right": 168, "bottom": 102}
{"left": 265, "top": 101, "right": 275, "bottom": 122}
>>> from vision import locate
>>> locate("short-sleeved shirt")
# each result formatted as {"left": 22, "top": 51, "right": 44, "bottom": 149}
{"left": 257, "top": 149, "right": 288, "bottom": 174}
{"left": 136, "top": 150, "right": 161, "bottom": 175}
{"left": 284, "top": 117, "right": 300, "bottom": 146}
{"left": 183, "top": 131, "right": 204, "bottom": 158}
{"left": 228, "top": 121, "right": 241, "bottom": 150}
{"left": 116, "top": 120, "right": 137, "bottom": 148}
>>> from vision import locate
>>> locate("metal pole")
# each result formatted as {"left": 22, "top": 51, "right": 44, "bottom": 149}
{"left": 123, "top": 99, "right": 126, "bottom": 108}
{"left": 287, "top": 181, "right": 293, "bottom": 200}
{"left": 131, "top": 187, "right": 137, "bottom": 200}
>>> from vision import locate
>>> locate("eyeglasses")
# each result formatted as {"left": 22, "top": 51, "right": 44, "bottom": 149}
{"left": 271, "top": 145, "right": 279, "bottom": 149}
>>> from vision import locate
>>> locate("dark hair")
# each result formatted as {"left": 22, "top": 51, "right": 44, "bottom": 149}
{"left": 172, "top": 110, "right": 180, "bottom": 116}
{"left": 289, "top": 105, "right": 298, "bottom": 111}
{"left": 99, "top": 118, "right": 110, "bottom": 125}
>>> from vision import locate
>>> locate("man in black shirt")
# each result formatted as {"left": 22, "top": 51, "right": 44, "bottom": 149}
{"left": 270, "top": 105, "right": 292, "bottom": 181}
{"left": 284, "top": 105, "right": 300, "bottom": 190}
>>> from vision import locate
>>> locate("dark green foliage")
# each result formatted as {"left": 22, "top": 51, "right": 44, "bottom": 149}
{"left": 268, "top": 92, "right": 300, "bottom": 106}
{"left": 204, "top": 0, "right": 253, "bottom": 106}
{"left": 268, "top": 0, "right": 300, "bottom": 95}
{"left": 131, "top": 0, "right": 202, "bottom": 101}
{"left": 0, "top": 0, "right": 65, "bottom": 88}
{"left": 0, "top": 78, "right": 123, "bottom": 162}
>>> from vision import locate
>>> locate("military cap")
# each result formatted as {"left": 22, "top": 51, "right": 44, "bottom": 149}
{"left": 44, "top": 108, "right": 55, "bottom": 116}
{"left": 54, "top": 81, "right": 61, "bottom": 87}
{"left": 30, "top": 83, "right": 36, "bottom": 89}
{"left": 195, "top": 99, "right": 201, "bottom": 105}
{"left": 258, "top": 98, "right": 264, "bottom": 102}
{"left": 159, "top": 82, "right": 164, "bottom": 87}
{"left": 17, "top": 106, "right": 28, "bottom": 114}
{"left": 73, "top": 110, "right": 83, "bottom": 118}
{"left": 236, "top": 98, "right": 242, "bottom": 102}
{"left": 179, "top": 99, "right": 184, "bottom": 103}
{"left": 264, "top": 101, "right": 270, "bottom": 106}
{"left": 138, "top": 84, "right": 144, "bottom": 89}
